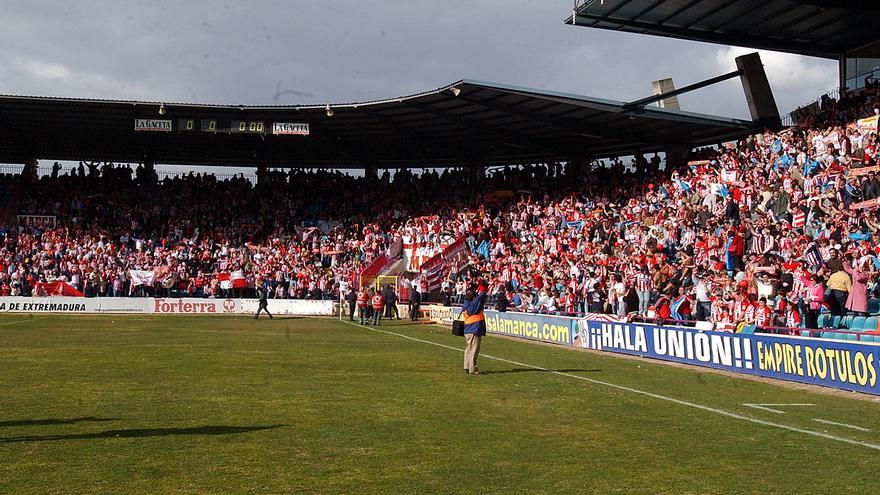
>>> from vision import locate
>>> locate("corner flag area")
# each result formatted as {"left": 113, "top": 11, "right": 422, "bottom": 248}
{"left": 1, "top": 315, "right": 877, "bottom": 494}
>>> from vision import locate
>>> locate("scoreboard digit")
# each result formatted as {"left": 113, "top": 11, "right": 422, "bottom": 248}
{"left": 175, "top": 119, "right": 266, "bottom": 134}
{"left": 230, "top": 121, "right": 265, "bottom": 134}
{"left": 201, "top": 119, "right": 218, "bottom": 133}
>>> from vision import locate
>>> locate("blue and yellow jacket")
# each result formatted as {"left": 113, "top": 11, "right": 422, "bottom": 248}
{"left": 460, "top": 292, "right": 487, "bottom": 336}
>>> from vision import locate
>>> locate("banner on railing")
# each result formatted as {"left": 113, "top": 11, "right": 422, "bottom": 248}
{"left": 420, "top": 236, "right": 469, "bottom": 292}
{"left": 16, "top": 215, "right": 57, "bottom": 229}
{"left": 856, "top": 115, "right": 879, "bottom": 133}
{"left": 574, "top": 320, "right": 880, "bottom": 395}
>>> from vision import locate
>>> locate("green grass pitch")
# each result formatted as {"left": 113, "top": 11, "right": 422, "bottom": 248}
{"left": 1, "top": 314, "right": 879, "bottom": 494}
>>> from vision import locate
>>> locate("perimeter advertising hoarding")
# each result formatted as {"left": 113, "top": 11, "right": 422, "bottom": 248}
{"left": 153, "top": 298, "right": 333, "bottom": 316}
{"left": 0, "top": 297, "right": 151, "bottom": 314}
{"left": 271, "top": 122, "right": 310, "bottom": 135}
{"left": 0, "top": 297, "right": 333, "bottom": 316}
{"left": 484, "top": 310, "right": 573, "bottom": 346}
{"left": 427, "top": 304, "right": 458, "bottom": 326}
{"left": 134, "top": 119, "right": 172, "bottom": 132}
{"left": 574, "top": 320, "right": 880, "bottom": 396}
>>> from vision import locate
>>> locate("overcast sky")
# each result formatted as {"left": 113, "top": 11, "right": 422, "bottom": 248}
{"left": 2, "top": 1, "right": 838, "bottom": 122}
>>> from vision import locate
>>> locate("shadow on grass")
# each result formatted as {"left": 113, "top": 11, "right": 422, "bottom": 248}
{"left": 0, "top": 424, "right": 286, "bottom": 443}
{"left": 0, "top": 417, "right": 118, "bottom": 428}
{"left": 481, "top": 368, "right": 601, "bottom": 375}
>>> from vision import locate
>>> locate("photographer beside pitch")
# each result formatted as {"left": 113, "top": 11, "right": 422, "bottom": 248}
{"left": 460, "top": 288, "right": 487, "bottom": 374}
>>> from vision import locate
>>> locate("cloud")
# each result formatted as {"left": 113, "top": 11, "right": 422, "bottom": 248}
{"left": 0, "top": 1, "right": 840, "bottom": 122}
{"left": 18, "top": 59, "right": 73, "bottom": 81}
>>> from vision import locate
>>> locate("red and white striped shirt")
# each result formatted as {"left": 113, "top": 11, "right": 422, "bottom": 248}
{"left": 634, "top": 273, "right": 654, "bottom": 292}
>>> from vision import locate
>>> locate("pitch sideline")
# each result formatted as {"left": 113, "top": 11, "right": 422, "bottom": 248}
{"left": 338, "top": 319, "right": 880, "bottom": 452}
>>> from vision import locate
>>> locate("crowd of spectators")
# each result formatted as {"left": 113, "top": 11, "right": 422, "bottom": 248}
{"left": 3, "top": 90, "right": 880, "bottom": 332}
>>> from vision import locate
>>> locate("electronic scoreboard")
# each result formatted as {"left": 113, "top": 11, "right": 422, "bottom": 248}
{"left": 169, "top": 119, "right": 306, "bottom": 135}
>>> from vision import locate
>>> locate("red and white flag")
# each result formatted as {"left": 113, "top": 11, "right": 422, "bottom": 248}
{"left": 231, "top": 270, "right": 246, "bottom": 289}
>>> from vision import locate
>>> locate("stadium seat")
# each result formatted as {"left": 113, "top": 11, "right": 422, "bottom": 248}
{"left": 864, "top": 317, "right": 879, "bottom": 333}
{"left": 831, "top": 315, "right": 842, "bottom": 329}
{"left": 845, "top": 332, "right": 857, "bottom": 341}
{"left": 739, "top": 324, "right": 757, "bottom": 335}
{"left": 869, "top": 298, "right": 880, "bottom": 315}
{"left": 849, "top": 316, "right": 866, "bottom": 331}
{"left": 817, "top": 314, "right": 829, "bottom": 327}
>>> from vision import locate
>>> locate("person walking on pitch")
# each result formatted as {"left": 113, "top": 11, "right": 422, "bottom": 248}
{"left": 254, "top": 285, "right": 273, "bottom": 319}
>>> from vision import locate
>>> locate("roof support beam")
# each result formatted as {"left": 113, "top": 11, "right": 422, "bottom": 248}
{"left": 566, "top": 11, "right": 837, "bottom": 58}
{"left": 800, "top": 1, "right": 880, "bottom": 12}
{"left": 623, "top": 69, "right": 741, "bottom": 110}
{"left": 359, "top": 108, "right": 455, "bottom": 160}
{"left": 400, "top": 101, "right": 536, "bottom": 151}
{"left": 681, "top": 0, "right": 735, "bottom": 30}
{"left": 455, "top": 94, "right": 652, "bottom": 145}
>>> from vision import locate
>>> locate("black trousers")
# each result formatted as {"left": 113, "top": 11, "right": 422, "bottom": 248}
{"left": 348, "top": 301, "right": 356, "bottom": 320}
{"left": 410, "top": 302, "right": 420, "bottom": 321}
{"left": 696, "top": 301, "right": 712, "bottom": 321}
{"left": 829, "top": 289, "right": 848, "bottom": 317}
{"left": 255, "top": 303, "right": 272, "bottom": 319}
{"left": 806, "top": 308, "right": 819, "bottom": 330}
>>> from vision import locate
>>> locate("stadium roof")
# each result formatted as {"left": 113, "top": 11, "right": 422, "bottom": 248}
{"left": 565, "top": 0, "right": 880, "bottom": 59}
{"left": 0, "top": 79, "right": 754, "bottom": 168}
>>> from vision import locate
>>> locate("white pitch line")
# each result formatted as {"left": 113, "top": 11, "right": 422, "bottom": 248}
{"left": 0, "top": 317, "right": 44, "bottom": 326}
{"left": 338, "top": 319, "right": 880, "bottom": 452}
{"left": 813, "top": 418, "right": 872, "bottom": 432}
{"left": 742, "top": 403, "right": 816, "bottom": 414}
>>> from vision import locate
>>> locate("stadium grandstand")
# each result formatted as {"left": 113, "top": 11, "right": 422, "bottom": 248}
{"left": 3, "top": 75, "right": 880, "bottom": 339}
{"left": 5, "top": 2, "right": 880, "bottom": 492}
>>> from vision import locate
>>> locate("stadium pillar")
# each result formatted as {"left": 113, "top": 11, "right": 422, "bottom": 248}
{"left": 363, "top": 163, "right": 378, "bottom": 180}
{"left": 664, "top": 144, "right": 691, "bottom": 171}
{"left": 568, "top": 155, "right": 589, "bottom": 179}
{"left": 651, "top": 78, "right": 680, "bottom": 110}
{"left": 22, "top": 157, "right": 37, "bottom": 183}
{"left": 839, "top": 55, "right": 847, "bottom": 97}
{"left": 469, "top": 162, "right": 485, "bottom": 184}
{"left": 735, "top": 52, "right": 781, "bottom": 130}
{"left": 256, "top": 163, "right": 267, "bottom": 187}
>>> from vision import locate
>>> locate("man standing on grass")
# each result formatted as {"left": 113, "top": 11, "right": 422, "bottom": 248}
{"left": 357, "top": 287, "right": 370, "bottom": 325}
{"left": 461, "top": 289, "right": 487, "bottom": 374}
{"left": 409, "top": 288, "right": 421, "bottom": 321}
{"left": 345, "top": 287, "right": 357, "bottom": 321}
{"left": 371, "top": 290, "right": 385, "bottom": 326}
{"left": 254, "top": 285, "right": 273, "bottom": 320}
{"left": 383, "top": 284, "right": 400, "bottom": 320}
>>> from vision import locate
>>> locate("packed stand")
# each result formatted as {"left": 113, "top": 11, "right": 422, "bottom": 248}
{"left": 1, "top": 91, "right": 880, "bottom": 335}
